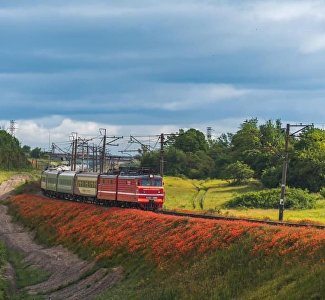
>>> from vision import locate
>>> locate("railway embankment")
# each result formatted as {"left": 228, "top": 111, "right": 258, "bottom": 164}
{"left": 6, "top": 193, "right": 325, "bottom": 299}
{"left": 0, "top": 177, "right": 122, "bottom": 299}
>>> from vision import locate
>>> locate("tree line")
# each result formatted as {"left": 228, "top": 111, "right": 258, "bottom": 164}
{"left": 140, "top": 119, "right": 325, "bottom": 192}
{"left": 0, "top": 130, "right": 30, "bottom": 169}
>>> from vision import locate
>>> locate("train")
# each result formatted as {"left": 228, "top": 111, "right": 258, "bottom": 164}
{"left": 41, "top": 169, "right": 164, "bottom": 210}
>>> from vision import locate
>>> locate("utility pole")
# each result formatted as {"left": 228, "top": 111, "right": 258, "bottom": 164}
{"left": 70, "top": 135, "right": 75, "bottom": 170}
{"left": 206, "top": 127, "right": 213, "bottom": 140}
{"left": 100, "top": 128, "right": 107, "bottom": 173}
{"left": 160, "top": 133, "right": 165, "bottom": 177}
{"left": 279, "top": 123, "right": 313, "bottom": 221}
{"left": 95, "top": 146, "right": 98, "bottom": 172}
{"left": 81, "top": 140, "right": 85, "bottom": 171}
{"left": 279, "top": 124, "right": 290, "bottom": 221}
{"left": 73, "top": 134, "right": 78, "bottom": 171}
{"left": 92, "top": 144, "right": 95, "bottom": 172}
{"left": 86, "top": 142, "right": 89, "bottom": 171}
{"left": 50, "top": 143, "right": 55, "bottom": 167}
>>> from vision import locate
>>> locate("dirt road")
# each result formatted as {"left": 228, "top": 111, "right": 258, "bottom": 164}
{"left": 0, "top": 175, "right": 122, "bottom": 299}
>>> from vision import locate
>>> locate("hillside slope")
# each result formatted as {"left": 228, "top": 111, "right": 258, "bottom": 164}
{"left": 7, "top": 194, "right": 325, "bottom": 299}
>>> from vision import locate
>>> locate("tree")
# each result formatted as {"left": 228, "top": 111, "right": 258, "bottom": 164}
{"left": 140, "top": 151, "right": 160, "bottom": 173}
{"left": 261, "top": 166, "right": 282, "bottom": 188}
{"left": 185, "top": 151, "right": 215, "bottom": 179}
{"left": 0, "top": 130, "right": 30, "bottom": 169}
{"left": 30, "top": 147, "right": 42, "bottom": 159}
{"left": 22, "top": 145, "right": 31, "bottom": 156}
{"left": 173, "top": 128, "right": 208, "bottom": 153}
{"left": 225, "top": 161, "right": 254, "bottom": 184}
{"left": 208, "top": 134, "right": 232, "bottom": 177}
{"left": 288, "top": 128, "right": 325, "bottom": 192}
{"left": 165, "top": 146, "right": 187, "bottom": 176}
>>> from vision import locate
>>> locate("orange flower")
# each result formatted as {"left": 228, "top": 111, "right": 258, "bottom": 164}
{"left": 10, "top": 194, "right": 325, "bottom": 266}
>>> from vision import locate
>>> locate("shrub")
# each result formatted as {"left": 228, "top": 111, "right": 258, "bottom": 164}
{"left": 261, "top": 166, "right": 282, "bottom": 188}
{"left": 225, "top": 161, "right": 254, "bottom": 184}
{"left": 225, "top": 188, "right": 317, "bottom": 209}
{"left": 320, "top": 187, "right": 325, "bottom": 198}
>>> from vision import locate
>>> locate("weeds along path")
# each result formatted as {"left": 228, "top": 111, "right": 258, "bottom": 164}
{"left": 0, "top": 176, "right": 123, "bottom": 300}
{"left": 0, "top": 175, "right": 30, "bottom": 200}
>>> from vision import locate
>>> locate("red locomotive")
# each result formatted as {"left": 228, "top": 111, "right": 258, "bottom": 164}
{"left": 98, "top": 173, "right": 164, "bottom": 209}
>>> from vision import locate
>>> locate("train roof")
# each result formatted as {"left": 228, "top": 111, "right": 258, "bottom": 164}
{"left": 58, "top": 171, "right": 77, "bottom": 177}
{"left": 100, "top": 174, "right": 162, "bottom": 179}
{"left": 43, "top": 169, "right": 61, "bottom": 175}
{"left": 75, "top": 172, "right": 99, "bottom": 178}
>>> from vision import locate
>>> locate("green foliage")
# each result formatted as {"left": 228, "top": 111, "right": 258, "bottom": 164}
{"left": 0, "top": 130, "right": 30, "bottom": 170}
{"left": 225, "top": 161, "right": 254, "bottom": 184}
{"left": 185, "top": 150, "right": 215, "bottom": 179}
{"left": 22, "top": 145, "right": 31, "bottom": 156}
{"left": 0, "top": 242, "right": 7, "bottom": 299}
{"left": 30, "top": 147, "right": 42, "bottom": 159}
{"left": 140, "top": 151, "right": 160, "bottom": 174}
{"left": 225, "top": 188, "right": 317, "bottom": 209}
{"left": 261, "top": 166, "right": 282, "bottom": 188}
{"left": 138, "top": 121, "right": 325, "bottom": 193}
{"left": 173, "top": 128, "right": 208, "bottom": 153}
{"left": 288, "top": 128, "right": 325, "bottom": 192}
{"left": 6, "top": 250, "right": 50, "bottom": 290}
{"left": 98, "top": 238, "right": 325, "bottom": 300}
{"left": 320, "top": 187, "right": 325, "bottom": 198}
{"left": 165, "top": 146, "right": 187, "bottom": 176}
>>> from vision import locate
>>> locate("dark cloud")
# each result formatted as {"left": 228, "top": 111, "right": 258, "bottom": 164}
{"left": 1, "top": 0, "right": 325, "bottom": 131}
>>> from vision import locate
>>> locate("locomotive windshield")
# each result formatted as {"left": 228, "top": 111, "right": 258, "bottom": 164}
{"left": 140, "top": 178, "right": 162, "bottom": 186}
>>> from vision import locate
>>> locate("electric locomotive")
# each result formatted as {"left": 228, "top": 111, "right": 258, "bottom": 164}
{"left": 41, "top": 169, "right": 164, "bottom": 210}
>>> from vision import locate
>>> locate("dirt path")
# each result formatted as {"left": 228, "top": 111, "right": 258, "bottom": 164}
{"left": 0, "top": 176, "right": 123, "bottom": 299}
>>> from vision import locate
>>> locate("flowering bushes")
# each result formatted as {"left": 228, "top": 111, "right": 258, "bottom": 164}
{"left": 9, "top": 195, "right": 325, "bottom": 266}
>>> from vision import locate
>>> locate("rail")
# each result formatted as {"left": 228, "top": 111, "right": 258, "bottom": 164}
{"left": 159, "top": 209, "right": 325, "bottom": 229}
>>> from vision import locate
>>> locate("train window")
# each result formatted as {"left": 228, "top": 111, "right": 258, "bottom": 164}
{"left": 140, "top": 179, "right": 162, "bottom": 186}
{"left": 77, "top": 180, "right": 96, "bottom": 188}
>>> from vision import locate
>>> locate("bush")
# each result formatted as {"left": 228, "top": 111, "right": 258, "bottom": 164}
{"left": 320, "top": 187, "right": 325, "bottom": 198}
{"left": 225, "top": 188, "right": 317, "bottom": 209}
{"left": 261, "top": 166, "right": 282, "bottom": 188}
{"left": 225, "top": 161, "right": 254, "bottom": 184}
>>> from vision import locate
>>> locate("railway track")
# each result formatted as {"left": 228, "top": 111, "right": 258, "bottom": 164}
{"left": 159, "top": 209, "right": 325, "bottom": 230}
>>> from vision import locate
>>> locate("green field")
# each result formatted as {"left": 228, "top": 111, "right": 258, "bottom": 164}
{"left": 164, "top": 176, "right": 325, "bottom": 224}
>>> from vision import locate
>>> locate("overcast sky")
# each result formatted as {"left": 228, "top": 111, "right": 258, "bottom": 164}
{"left": 1, "top": 0, "right": 325, "bottom": 150}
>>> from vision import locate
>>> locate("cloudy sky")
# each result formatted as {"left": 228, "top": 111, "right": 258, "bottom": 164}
{"left": 1, "top": 0, "right": 325, "bottom": 150}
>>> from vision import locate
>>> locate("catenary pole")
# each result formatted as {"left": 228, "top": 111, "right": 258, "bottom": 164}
{"left": 279, "top": 124, "right": 290, "bottom": 221}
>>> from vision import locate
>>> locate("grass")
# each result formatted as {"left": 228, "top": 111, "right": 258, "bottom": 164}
{"left": 6, "top": 250, "right": 50, "bottom": 290}
{"left": 225, "top": 199, "right": 325, "bottom": 223}
{"left": 164, "top": 176, "right": 262, "bottom": 211}
{"left": 0, "top": 170, "right": 40, "bottom": 184}
{"left": 9, "top": 195, "right": 325, "bottom": 300}
{"left": 0, "top": 171, "right": 17, "bottom": 184}
{"left": 86, "top": 238, "right": 325, "bottom": 300}
{"left": 164, "top": 176, "right": 325, "bottom": 224}
{"left": 0, "top": 242, "right": 8, "bottom": 300}
{"left": 164, "top": 177, "right": 262, "bottom": 211}
{"left": 0, "top": 242, "right": 49, "bottom": 300}
{"left": 5, "top": 249, "right": 50, "bottom": 300}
